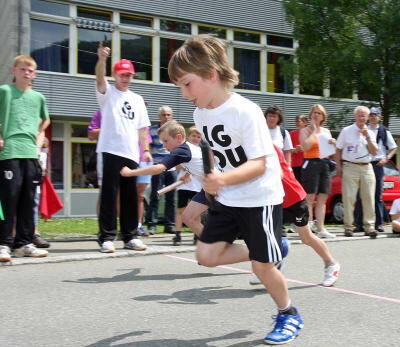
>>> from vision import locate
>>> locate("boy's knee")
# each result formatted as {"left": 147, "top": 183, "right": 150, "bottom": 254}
{"left": 196, "top": 248, "right": 218, "bottom": 267}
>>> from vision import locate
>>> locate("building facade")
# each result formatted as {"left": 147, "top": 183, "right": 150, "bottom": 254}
{"left": 1, "top": 0, "right": 398, "bottom": 216}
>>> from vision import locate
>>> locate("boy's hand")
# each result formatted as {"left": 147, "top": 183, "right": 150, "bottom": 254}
{"left": 97, "top": 41, "right": 110, "bottom": 61}
{"left": 143, "top": 151, "right": 153, "bottom": 162}
{"left": 203, "top": 171, "right": 224, "bottom": 196}
{"left": 0, "top": 137, "right": 4, "bottom": 151}
{"left": 179, "top": 172, "right": 191, "bottom": 184}
{"left": 120, "top": 166, "right": 134, "bottom": 177}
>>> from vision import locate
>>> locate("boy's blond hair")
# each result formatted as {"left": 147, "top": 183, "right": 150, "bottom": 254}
{"left": 187, "top": 126, "right": 201, "bottom": 137}
{"left": 158, "top": 120, "right": 186, "bottom": 138}
{"left": 168, "top": 34, "right": 239, "bottom": 89}
{"left": 13, "top": 55, "right": 37, "bottom": 69}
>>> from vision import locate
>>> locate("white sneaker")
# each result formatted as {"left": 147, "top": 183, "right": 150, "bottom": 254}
{"left": 249, "top": 274, "right": 262, "bottom": 285}
{"left": 100, "top": 241, "right": 115, "bottom": 253}
{"left": 322, "top": 263, "right": 340, "bottom": 287}
{"left": 124, "top": 238, "right": 147, "bottom": 251}
{"left": 0, "top": 245, "right": 11, "bottom": 262}
{"left": 316, "top": 229, "right": 336, "bottom": 239}
{"left": 13, "top": 243, "right": 48, "bottom": 258}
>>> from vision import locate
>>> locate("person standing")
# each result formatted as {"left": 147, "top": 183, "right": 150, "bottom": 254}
{"left": 290, "top": 114, "right": 308, "bottom": 183}
{"left": 95, "top": 43, "right": 152, "bottom": 253}
{"left": 0, "top": 55, "right": 50, "bottom": 262}
{"left": 300, "top": 105, "right": 336, "bottom": 239}
{"left": 335, "top": 106, "right": 378, "bottom": 238}
{"left": 145, "top": 106, "right": 177, "bottom": 234}
{"left": 353, "top": 107, "right": 397, "bottom": 233}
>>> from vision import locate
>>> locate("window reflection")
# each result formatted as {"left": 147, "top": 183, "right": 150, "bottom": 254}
{"left": 198, "top": 25, "right": 226, "bottom": 39}
{"left": 30, "top": 19, "right": 69, "bottom": 73}
{"left": 51, "top": 141, "right": 64, "bottom": 189}
{"left": 160, "top": 38, "right": 184, "bottom": 83}
{"left": 267, "top": 52, "right": 293, "bottom": 94}
{"left": 31, "top": 0, "right": 69, "bottom": 16}
{"left": 78, "top": 28, "right": 111, "bottom": 75}
{"left": 120, "top": 14, "right": 152, "bottom": 28}
{"left": 234, "top": 48, "right": 260, "bottom": 90}
{"left": 121, "top": 33, "right": 152, "bottom": 80}
{"left": 71, "top": 143, "right": 98, "bottom": 188}
{"left": 160, "top": 19, "right": 191, "bottom": 34}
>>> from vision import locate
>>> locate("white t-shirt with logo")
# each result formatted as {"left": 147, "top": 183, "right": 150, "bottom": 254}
{"left": 194, "top": 93, "right": 284, "bottom": 207}
{"left": 96, "top": 81, "right": 150, "bottom": 163}
{"left": 389, "top": 198, "right": 400, "bottom": 222}
{"left": 336, "top": 123, "right": 376, "bottom": 163}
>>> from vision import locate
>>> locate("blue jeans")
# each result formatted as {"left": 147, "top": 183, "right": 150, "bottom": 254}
{"left": 145, "top": 170, "right": 177, "bottom": 229}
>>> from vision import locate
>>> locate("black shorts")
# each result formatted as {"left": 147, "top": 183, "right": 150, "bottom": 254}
{"left": 301, "top": 159, "right": 331, "bottom": 194}
{"left": 191, "top": 190, "right": 210, "bottom": 206}
{"left": 177, "top": 189, "right": 198, "bottom": 208}
{"left": 283, "top": 199, "right": 309, "bottom": 227}
{"left": 200, "top": 202, "right": 283, "bottom": 263}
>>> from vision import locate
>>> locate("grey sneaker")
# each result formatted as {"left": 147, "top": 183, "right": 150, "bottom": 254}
{"left": 316, "top": 229, "right": 336, "bottom": 239}
{"left": 100, "top": 241, "right": 115, "bottom": 253}
{"left": 0, "top": 245, "right": 11, "bottom": 262}
{"left": 124, "top": 238, "right": 147, "bottom": 251}
{"left": 13, "top": 243, "right": 48, "bottom": 258}
{"left": 322, "top": 263, "right": 340, "bottom": 287}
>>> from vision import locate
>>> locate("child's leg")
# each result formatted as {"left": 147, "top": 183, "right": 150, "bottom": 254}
{"left": 392, "top": 220, "right": 400, "bottom": 232}
{"left": 182, "top": 200, "right": 208, "bottom": 237}
{"left": 297, "top": 225, "right": 336, "bottom": 265}
{"left": 175, "top": 207, "right": 185, "bottom": 232}
{"left": 252, "top": 260, "right": 289, "bottom": 309}
{"left": 196, "top": 241, "right": 249, "bottom": 267}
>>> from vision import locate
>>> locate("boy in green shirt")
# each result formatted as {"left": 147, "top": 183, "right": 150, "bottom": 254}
{"left": 0, "top": 55, "right": 50, "bottom": 262}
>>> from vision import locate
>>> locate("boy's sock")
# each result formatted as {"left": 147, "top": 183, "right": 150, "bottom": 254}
{"left": 278, "top": 301, "right": 297, "bottom": 315}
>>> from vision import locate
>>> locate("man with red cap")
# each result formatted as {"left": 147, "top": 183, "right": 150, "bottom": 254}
{"left": 95, "top": 42, "right": 152, "bottom": 253}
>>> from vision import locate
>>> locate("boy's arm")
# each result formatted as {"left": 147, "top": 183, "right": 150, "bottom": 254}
{"left": 202, "top": 156, "right": 266, "bottom": 194}
{"left": 88, "top": 129, "right": 100, "bottom": 141}
{"left": 36, "top": 119, "right": 50, "bottom": 149}
{"left": 96, "top": 42, "right": 110, "bottom": 94}
{"left": 121, "top": 163, "right": 166, "bottom": 177}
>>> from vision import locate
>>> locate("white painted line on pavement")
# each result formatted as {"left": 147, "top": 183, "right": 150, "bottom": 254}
{"left": 165, "top": 254, "right": 400, "bottom": 304}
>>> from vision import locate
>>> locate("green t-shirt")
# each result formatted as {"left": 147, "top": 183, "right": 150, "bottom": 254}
{"left": 0, "top": 84, "right": 49, "bottom": 160}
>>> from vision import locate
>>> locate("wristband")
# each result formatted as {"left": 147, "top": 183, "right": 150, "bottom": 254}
{"left": 143, "top": 149, "right": 150, "bottom": 152}
{"left": 366, "top": 136, "right": 371, "bottom": 141}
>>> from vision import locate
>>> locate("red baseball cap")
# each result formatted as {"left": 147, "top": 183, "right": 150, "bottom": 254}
{"left": 113, "top": 59, "right": 135, "bottom": 74}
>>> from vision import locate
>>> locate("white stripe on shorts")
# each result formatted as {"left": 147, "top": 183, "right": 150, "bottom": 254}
{"left": 263, "top": 205, "right": 282, "bottom": 263}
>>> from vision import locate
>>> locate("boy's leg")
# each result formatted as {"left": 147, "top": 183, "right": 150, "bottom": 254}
{"left": 145, "top": 174, "right": 161, "bottom": 229}
{"left": 0, "top": 159, "right": 22, "bottom": 247}
{"left": 14, "top": 159, "right": 41, "bottom": 249}
{"left": 164, "top": 170, "right": 177, "bottom": 232}
{"left": 196, "top": 241, "right": 249, "bottom": 267}
{"left": 182, "top": 199, "right": 208, "bottom": 237}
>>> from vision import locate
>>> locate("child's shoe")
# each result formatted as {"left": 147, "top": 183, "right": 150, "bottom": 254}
{"left": 173, "top": 231, "right": 181, "bottom": 246}
{"left": 264, "top": 307, "right": 303, "bottom": 344}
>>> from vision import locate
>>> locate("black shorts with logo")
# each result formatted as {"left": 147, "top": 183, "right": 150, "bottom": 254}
{"left": 283, "top": 199, "right": 309, "bottom": 227}
{"left": 200, "top": 201, "right": 283, "bottom": 263}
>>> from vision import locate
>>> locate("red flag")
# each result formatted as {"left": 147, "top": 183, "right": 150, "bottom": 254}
{"left": 39, "top": 175, "right": 63, "bottom": 220}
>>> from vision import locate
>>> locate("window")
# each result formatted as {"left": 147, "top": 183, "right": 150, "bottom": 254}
{"left": 160, "top": 38, "right": 184, "bottom": 83}
{"left": 121, "top": 33, "right": 152, "bottom": 80}
{"left": 160, "top": 19, "right": 191, "bottom": 34}
{"left": 71, "top": 143, "right": 98, "bottom": 188}
{"left": 234, "top": 31, "right": 260, "bottom": 44}
{"left": 77, "top": 7, "right": 111, "bottom": 22}
{"left": 30, "top": 0, "right": 69, "bottom": 16}
{"left": 78, "top": 28, "right": 111, "bottom": 75}
{"left": 50, "top": 141, "right": 64, "bottom": 189}
{"left": 120, "top": 14, "right": 152, "bottom": 28}
{"left": 267, "top": 35, "right": 293, "bottom": 48}
{"left": 198, "top": 25, "right": 226, "bottom": 39}
{"left": 30, "top": 19, "right": 69, "bottom": 73}
{"left": 234, "top": 48, "right": 260, "bottom": 90}
{"left": 71, "top": 124, "right": 88, "bottom": 138}
{"left": 267, "top": 52, "right": 293, "bottom": 94}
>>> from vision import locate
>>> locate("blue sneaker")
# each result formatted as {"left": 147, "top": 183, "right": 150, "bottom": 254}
{"left": 137, "top": 226, "right": 150, "bottom": 237}
{"left": 264, "top": 308, "right": 303, "bottom": 344}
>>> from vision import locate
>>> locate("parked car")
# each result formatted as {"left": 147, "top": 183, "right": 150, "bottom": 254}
{"left": 326, "top": 161, "right": 400, "bottom": 223}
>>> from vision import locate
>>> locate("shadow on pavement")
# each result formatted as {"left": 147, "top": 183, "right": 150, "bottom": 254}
{"left": 85, "top": 329, "right": 255, "bottom": 346}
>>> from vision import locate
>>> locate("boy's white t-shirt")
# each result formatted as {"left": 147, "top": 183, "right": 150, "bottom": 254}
{"left": 96, "top": 81, "right": 150, "bottom": 163}
{"left": 389, "top": 198, "right": 400, "bottom": 222}
{"left": 194, "top": 93, "right": 284, "bottom": 208}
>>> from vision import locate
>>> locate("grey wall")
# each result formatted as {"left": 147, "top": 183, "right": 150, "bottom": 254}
{"left": 69, "top": 0, "right": 292, "bottom": 35}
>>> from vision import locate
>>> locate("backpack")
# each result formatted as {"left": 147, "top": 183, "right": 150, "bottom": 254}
{"left": 280, "top": 126, "right": 286, "bottom": 140}
{"left": 376, "top": 125, "right": 389, "bottom": 150}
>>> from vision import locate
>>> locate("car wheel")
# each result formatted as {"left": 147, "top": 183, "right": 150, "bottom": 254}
{"left": 331, "top": 196, "right": 344, "bottom": 224}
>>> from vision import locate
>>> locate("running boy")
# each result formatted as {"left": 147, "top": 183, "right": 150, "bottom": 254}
{"left": 121, "top": 121, "right": 204, "bottom": 245}
{"left": 167, "top": 35, "right": 303, "bottom": 345}
{"left": 0, "top": 55, "right": 50, "bottom": 262}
